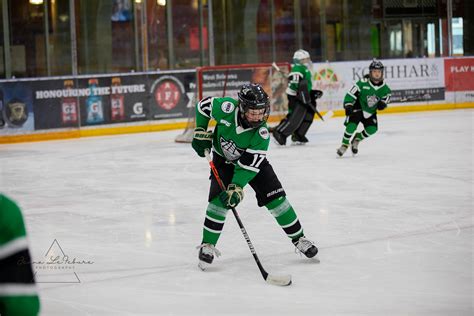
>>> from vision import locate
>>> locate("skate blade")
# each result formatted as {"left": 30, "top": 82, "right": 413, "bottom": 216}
{"left": 272, "top": 140, "right": 286, "bottom": 147}
{"left": 198, "top": 260, "right": 210, "bottom": 271}
{"left": 290, "top": 141, "right": 306, "bottom": 146}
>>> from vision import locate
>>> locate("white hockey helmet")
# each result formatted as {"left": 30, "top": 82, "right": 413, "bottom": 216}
{"left": 293, "top": 49, "right": 311, "bottom": 63}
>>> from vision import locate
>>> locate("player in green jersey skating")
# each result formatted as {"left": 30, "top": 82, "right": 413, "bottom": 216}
{"left": 337, "top": 59, "right": 391, "bottom": 157}
{"left": 273, "top": 49, "right": 323, "bottom": 145}
{"left": 192, "top": 83, "right": 318, "bottom": 269}
{"left": 0, "top": 194, "right": 40, "bottom": 316}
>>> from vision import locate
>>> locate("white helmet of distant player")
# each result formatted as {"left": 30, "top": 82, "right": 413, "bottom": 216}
{"left": 293, "top": 49, "right": 310, "bottom": 63}
{"left": 293, "top": 49, "right": 313, "bottom": 71}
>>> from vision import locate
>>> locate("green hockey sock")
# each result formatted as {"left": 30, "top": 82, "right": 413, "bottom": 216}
{"left": 342, "top": 122, "right": 357, "bottom": 145}
{"left": 266, "top": 197, "right": 304, "bottom": 241}
{"left": 201, "top": 197, "right": 229, "bottom": 245}
{"left": 355, "top": 125, "right": 377, "bottom": 141}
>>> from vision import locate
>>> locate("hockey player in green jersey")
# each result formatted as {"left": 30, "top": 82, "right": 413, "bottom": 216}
{"left": 273, "top": 49, "right": 323, "bottom": 145}
{"left": 0, "top": 194, "right": 40, "bottom": 316}
{"left": 337, "top": 59, "right": 391, "bottom": 156}
{"left": 192, "top": 83, "right": 318, "bottom": 269}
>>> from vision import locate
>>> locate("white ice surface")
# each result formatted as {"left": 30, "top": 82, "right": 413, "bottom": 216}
{"left": 1, "top": 110, "right": 473, "bottom": 315}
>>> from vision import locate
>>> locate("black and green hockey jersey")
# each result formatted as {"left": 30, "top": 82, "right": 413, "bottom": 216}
{"left": 344, "top": 77, "right": 392, "bottom": 118}
{"left": 286, "top": 63, "right": 313, "bottom": 96}
{"left": 0, "top": 194, "right": 40, "bottom": 316}
{"left": 196, "top": 96, "right": 271, "bottom": 188}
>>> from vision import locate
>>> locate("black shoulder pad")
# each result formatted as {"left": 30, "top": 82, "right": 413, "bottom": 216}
{"left": 197, "top": 96, "right": 213, "bottom": 118}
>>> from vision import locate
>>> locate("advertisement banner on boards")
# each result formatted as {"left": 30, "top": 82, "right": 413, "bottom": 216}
{"left": 200, "top": 68, "right": 253, "bottom": 99}
{"left": 148, "top": 71, "right": 196, "bottom": 120}
{"left": 0, "top": 81, "right": 35, "bottom": 134}
{"left": 76, "top": 74, "right": 149, "bottom": 126}
{"left": 198, "top": 65, "right": 288, "bottom": 113}
{"left": 312, "top": 58, "right": 446, "bottom": 111}
{"left": 444, "top": 57, "right": 474, "bottom": 103}
{"left": 1, "top": 71, "right": 197, "bottom": 133}
{"left": 32, "top": 78, "right": 80, "bottom": 130}
{"left": 31, "top": 74, "right": 150, "bottom": 129}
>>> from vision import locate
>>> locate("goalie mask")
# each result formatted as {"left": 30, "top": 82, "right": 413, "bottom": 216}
{"left": 369, "top": 59, "right": 384, "bottom": 84}
{"left": 237, "top": 83, "right": 270, "bottom": 129}
{"left": 293, "top": 49, "right": 313, "bottom": 71}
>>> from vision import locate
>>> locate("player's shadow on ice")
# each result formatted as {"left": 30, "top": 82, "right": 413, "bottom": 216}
{"left": 286, "top": 257, "right": 320, "bottom": 265}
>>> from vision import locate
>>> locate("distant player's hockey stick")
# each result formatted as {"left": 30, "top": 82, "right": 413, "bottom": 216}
{"left": 320, "top": 110, "right": 334, "bottom": 121}
{"left": 204, "top": 150, "right": 292, "bottom": 286}
{"left": 308, "top": 103, "right": 326, "bottom": 121}
{"left": 271, "top": 62, "right": 283, "bottom": 74}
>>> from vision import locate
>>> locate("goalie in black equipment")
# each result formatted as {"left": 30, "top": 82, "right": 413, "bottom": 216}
{"left": 273, "top": 49, "right": 323, "bottom": 145}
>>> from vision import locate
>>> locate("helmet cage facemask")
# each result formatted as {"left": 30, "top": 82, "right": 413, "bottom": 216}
{"left": 369, "top": 60, "right": 384, "bottom": 84}
{"left": 237, "top": 83, "right": 270, "bottom": 129}
{"left": 369, "top": 69, "right": 384, "bottom": 84}
{"left": 238, "top": 99, "right": 270, "bottom": 129}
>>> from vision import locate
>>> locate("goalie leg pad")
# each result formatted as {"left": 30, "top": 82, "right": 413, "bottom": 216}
{"left": 275, "top": 103, "right": 308, "bottom": 139}
{"left": 292, "top": 110, "right": 315, "bottom": 142}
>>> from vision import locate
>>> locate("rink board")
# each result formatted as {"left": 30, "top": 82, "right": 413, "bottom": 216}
{"left": 1, "top": 57, "right": 473, "bottom": 144}
{"left": 0, "top": 101, "right": 472, "bottom": 144}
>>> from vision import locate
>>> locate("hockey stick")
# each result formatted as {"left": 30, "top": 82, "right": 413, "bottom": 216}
{"left": 320, "top": 110, "right": 334, "bottom": 121}
{"left": 204, "top": 150, "right": 292, "bottom": 286}
{"left": 271, "top": 62, "right": 283, "bottom": 74}
{"left": 307, "top": 103, "right": 325, "bottom": 121}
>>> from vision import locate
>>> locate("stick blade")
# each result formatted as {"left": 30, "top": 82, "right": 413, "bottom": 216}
{"left": 322, "top": 110, "right": 334, "bottom": 121}
{"left": 265, "top": 274, "right": 292, "bottom": 286}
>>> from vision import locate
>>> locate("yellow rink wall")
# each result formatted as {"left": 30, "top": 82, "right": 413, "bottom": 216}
{"left": 1, "top": 102, "right": 473, "bottom": 144}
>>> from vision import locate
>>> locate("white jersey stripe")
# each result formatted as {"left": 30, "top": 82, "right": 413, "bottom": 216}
{"left": 237, "top": 160, "right": 260, "bottom": 173}
{"left": 0, "top": 237, "right": 28, "bottom": 260}
{"left": 246, "top": 148, "right": 267, "bottom": 155}
{"left": 0, "top": 284, "right": 37, "bottom": 296}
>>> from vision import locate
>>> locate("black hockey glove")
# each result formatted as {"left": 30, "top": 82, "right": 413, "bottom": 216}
{"left": 191, "top": 127, "right": 212, "bottom": 157}
{"left": 376, "top": 101, "right": 387, "bottom": 111}
{"left": 219, "top": 184, "right": 243, "bottom": 208}
{"left": 343, "top": 103, "right": 354, "bottom": 116}
{"left": 310, "top": 90, "right": 323, "bottom": 103}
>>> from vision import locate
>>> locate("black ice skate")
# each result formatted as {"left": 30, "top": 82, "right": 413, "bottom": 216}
{"left": 197, "top": 243, "right": 221, "bottom": 270}
{"left": 351, "top": 138, "right": 360, "bottom": 154}
{"left": 337, "top": 144, "right": 348, "bottom": 157}
{"left": 293, "top": 236, "right": 318, "bottom": 258}
{"left": 272, "top": 130, "right": 287, "bottom": 146}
